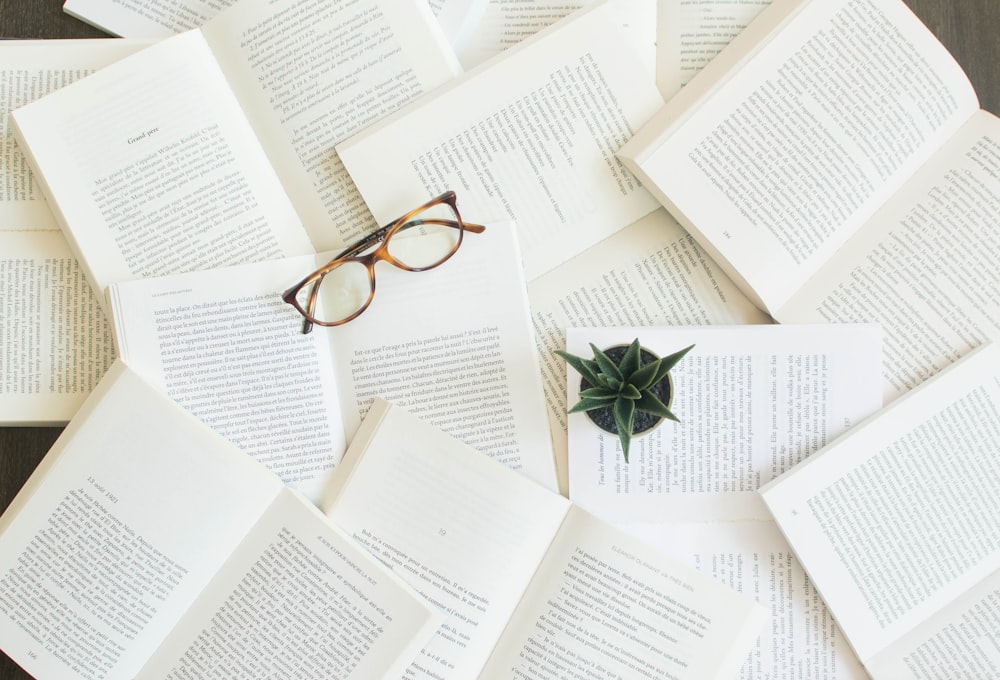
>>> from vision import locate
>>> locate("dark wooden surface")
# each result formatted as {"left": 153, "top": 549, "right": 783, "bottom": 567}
{"left": 1, "top": 1, "right": 999, "bottom": 678}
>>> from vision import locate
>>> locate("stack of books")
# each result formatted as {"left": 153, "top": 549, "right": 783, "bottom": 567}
{"left": 2, "top": 0, "right": 998, "bottom": 678}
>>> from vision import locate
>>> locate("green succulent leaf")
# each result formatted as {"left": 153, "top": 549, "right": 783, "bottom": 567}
{"left": 634, "top": 391, "right": 680, "bottom": 421}
{"left": 578, "top": 388, "right": 618, "bottom": 402}
{"left": 655, "top": 344, "right": 696, "bottom": 377}
{"left": 619, "top": 432, "right": 632, "bottom": 463}
{"left": 590, "top": 343, "right": 623, "bottom": 383}
{"left": 554, "top": 349, "right": 602, "bottom": 387}
{"left": 626, "top": 359, "right": 662, "bottom": 391}
{"left": 606, "top": 376, "right": 623, "bottom": 391}
{"left": 613, "top": 398, "right": 635, "bottom": 462}
{"left": 621, "top": 384, "right": 642, "bottom": 400}
{"left": 619, "top": 338, "right": 642, "bottom": 378}
{"left": 568, "top": 396, "right": 621, "bottom": 413}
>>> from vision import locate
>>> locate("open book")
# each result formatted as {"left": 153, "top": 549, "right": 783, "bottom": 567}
{"left": 320, "top": 397, "right": 767, "bottom": 679}
{"left": 337, "top": 0, "right": 664, "bottom": 282}
{"left": 761, "top": 342, "right": 1000, "bottom": 679}
{"left": 0, "top": 361, "right": 440, "bottom": 679}
{"left": 109, "top": 220, "right": 558, "bottom": 499}
{"left": 617, "top": 0, "right": 1000, "bottom": 401}
{"left": 566, "top": 324, "right": 884, "bottom": 520}
{"left": 12, "top": 0, "right": 460, "bottom": 314}
{"left": 0, "top": 39, "right": 146, "bottom": 425}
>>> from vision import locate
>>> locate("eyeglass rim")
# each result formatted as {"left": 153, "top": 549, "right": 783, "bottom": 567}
{"left": 282, "top": 190, "right": 485, "bottom": 330}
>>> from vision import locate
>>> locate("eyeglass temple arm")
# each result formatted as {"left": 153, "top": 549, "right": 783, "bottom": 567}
{"left": 397, "top": 218, "right": 487, "bottom": 234}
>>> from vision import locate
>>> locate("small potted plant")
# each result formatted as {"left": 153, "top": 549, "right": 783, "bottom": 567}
{"left": 556, "top": 338, "right": 693, "bottom": 462}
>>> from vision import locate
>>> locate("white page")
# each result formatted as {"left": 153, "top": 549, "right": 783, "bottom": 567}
{"left": 528, "top": 208, "right": 772, "bottom": 494}
{"left": 656, "top": 0, "right": 771, "bottom": 98}
{"left": 63, "top": 0, "right": 471, "bottom": 39}
{"left": 624, "top": 520, "right": 868, "bottom": 679}
{"left": 110, "top": 220, "right": 558, "bottom": 495}
{"left": 109, "top": 252, "right": 347, "bottom": 502}
{"left": 480, "top": 505, "right": 767, "bottom": 679}
{"left": 323, "top": 220, "right": 557, "bottom": 491}
{"left": 567, "top": 324, "right": 882, "bottom": 520}
{"left": 137, "top": 488, "right": 441, "bottom": 679}
{"left": 430, "top": 0, "right": 488, "bottom": 51}
{"left": 0, "top": 362, "right": 283, "bottom": 680}
{"left": 10, "top": 30, "right": 315, "bottom": 314}
{"left": 864, "top": 568, "right": 1000, "bottom": 679}
{"left": 337, "top": 0, "right": 664, "bottom": 282}
{"left": 0, "top": 39, "right": 149, "bottom": 228}
{"left": 620, "top": 0, "right": 979, "bottom": 314}
{"left": 0, "top": 230, "right": 116, "bottom": 425}
{"left": 761, "top": 343, "right": 1000, "bottom": 664}
{"left": 454, "top": 0, "right": 655, "bottom": 74}
{"left": 63, "top": 0, "right": 231, "bottom": 37}
{"left": 200, "top": 0, "right": 462, "bottom": 252}
{"left": 776, "top": 110, "right": 1000, "bottom": 404}
{"left": 323, "top": 400, "right": 570, "bottom": 680}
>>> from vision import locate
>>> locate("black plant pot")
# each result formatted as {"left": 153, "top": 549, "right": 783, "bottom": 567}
{"left": 581, "top": 344, "right": 673, "bottom": 437}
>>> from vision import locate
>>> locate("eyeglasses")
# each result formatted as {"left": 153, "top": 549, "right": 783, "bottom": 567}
{"left": 282, "top": 191, "right": 486, "bottom": 333}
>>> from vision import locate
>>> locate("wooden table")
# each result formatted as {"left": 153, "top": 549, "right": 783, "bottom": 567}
{"left": 1, "top": 1, "right": 999, "bottom": 678}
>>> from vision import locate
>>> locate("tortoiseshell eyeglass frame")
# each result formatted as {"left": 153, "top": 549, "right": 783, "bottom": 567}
{"left": 282, "top": 190, "right": 486, "bottom": 334}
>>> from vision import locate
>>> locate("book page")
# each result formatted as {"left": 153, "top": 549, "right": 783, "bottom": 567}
{"left": 110, "top": 220, "right": 558, "bottom": 495}
{"left": 136, "top": 488, "right": 440, "bottom": 679}
{"left": 761, "top": 344, "right": 1000, "bottom": 664}
{"left": 109, "top": 253, "right": 348, "bottom": 503}
{"left": 528, "top": 208, "right": 772, "bottom": 494}
{"left": 63, "top": 0, "right": 231, "bottom": 37}
{"left": 567, "top": 324, "right": 882, "bottom": 520}
{"left": 10, "top": 30, "right": 315, "bottom": 314}
{"left": 322, "top": 220, "right": 557, "bottom": 491}
{"left": 776, "top": 110, "right": 1000, "bottom": 403}
{"left": 200, "top": 0, "right": 461, "bottom": 252}
{"left": 0, "top": 39, "right": 148, "bottom": 228}
{"left": 322, "top": 400, "right": 570, "bottom": 680}
{"left": 624, "top": 520, "right": 868, "bottom": 679}
{"left": 864, "top": 568, "right": 1000, "bottom": 680}
{"left": 0, "top": 231, "right": 116, "bottom": 425}
{"left": 0, "top": 362, "right": 283, "bottom": 680}
{"left": 430, "top": 0, "right": 488, "bottom": 52}
{"left": 619, "top": 0, "right": 979, "bottom": 313}
{"left": 452, "top": 0, "right": 585, "bottom": 69}
{"left": 337, "top": 1, "right": 663, "bottom": 281}
{"left": 454, "top": 0, "right": 655, "bottom": 74}
{"left": 656, "top": 0, "right": 771, "bottom": 98}
{"left": 481, "top": 505, "right": 766, "bottom": 679}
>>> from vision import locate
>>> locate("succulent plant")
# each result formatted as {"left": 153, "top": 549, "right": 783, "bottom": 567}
{"left": 556, "top": 339, "right": 693, "bottom": 461}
